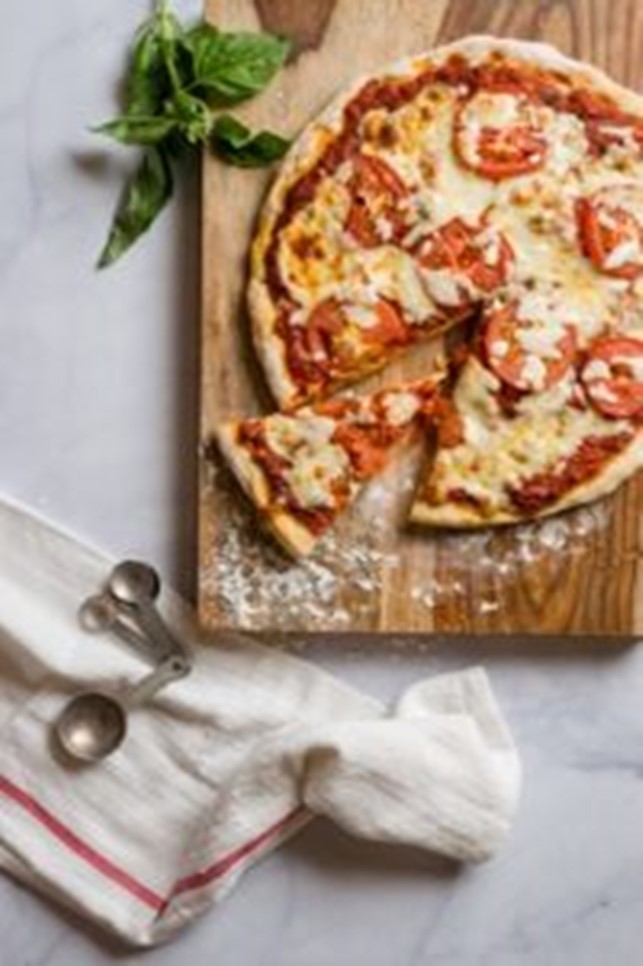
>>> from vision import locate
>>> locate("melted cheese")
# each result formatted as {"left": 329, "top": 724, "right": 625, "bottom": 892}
{"left": 428, "top": 358, "right": 630, "bottom": 514}
{"left": 382, "top": 391, "right": 420, "bottom": 426}
{"left": 337, "top": 246, "right": 435, "bottom": 323}
{"left": 264, "top": 413, "right": 336, "bottom": 459}
{"left": 287, "top": 444, "right": 350, "bottom": 509}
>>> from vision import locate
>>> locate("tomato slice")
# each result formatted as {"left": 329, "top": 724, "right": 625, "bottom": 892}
{"left": 345, "top": 200, "right": 381, "bottom": 247}
{"left": 581, "top": 336, "right": 643, "bottom": 418}
{"left": 290, "top": 298, "right": 410, "bottom": 388}
{"left": 345, "top": 154, "right": 408, "bottom": 246}
{"left": 359, "top": 299, "right": 411, "bottom": 346}
{"left": 454, "top": 91, "right": 547, "bottom": 181}
{"left": 483, "top": 301, "right": 578, "bottom": 393}
{"left": 567, "top": 88, "right": 643, "bottom": 156}
{"left": 352, "top": 154, "right": 407, "bottom": 198}
{"left": 304, "top": 299, "right": 345, "bottom": 362}
{"left": 416, "top": 217, "right": 514, "bottom": 310}
{"left": 332, "top": 423, "right": 391, "bottom": 478}
{"left": 576, "top": 190, "right": 643, "bottom": 280}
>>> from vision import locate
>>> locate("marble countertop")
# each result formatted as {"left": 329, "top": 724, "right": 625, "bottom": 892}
{"left": 1, "top": 2, "right": 642, "bottom": 963}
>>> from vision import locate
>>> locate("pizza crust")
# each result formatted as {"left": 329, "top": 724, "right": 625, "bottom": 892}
{"left": 249, "top": 35, "right": 643, "bottom": 407}
{"left": 215, "top": 424, "right": 317, "bottom": 557}
{"left": 410, "top": 428, "right": 643, "bottom": 528}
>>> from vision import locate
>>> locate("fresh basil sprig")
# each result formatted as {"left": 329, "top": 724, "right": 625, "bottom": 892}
{"left": 95, "top": 0, "right": 290, "bottom": 268}
{"left": 211, "top": 115, "right": 291, "bottom": 167}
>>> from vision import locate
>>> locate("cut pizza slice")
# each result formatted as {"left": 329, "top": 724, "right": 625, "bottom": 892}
{"left": 216, "top": 375, "right": 443, "bottom": 556}
{"left": 410, "top": 310, "right": 643, "bottom": 527}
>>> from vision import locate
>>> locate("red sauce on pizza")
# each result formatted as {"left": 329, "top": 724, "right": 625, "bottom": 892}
{"left": 507, "top": 432, "right": 632, "bottom": 514}
{"left": 238, "top": 422, "right": 347, "bottom": 535}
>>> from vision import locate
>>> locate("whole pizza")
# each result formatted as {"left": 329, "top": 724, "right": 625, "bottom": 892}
{"left": 218, "top": 36, "right": 643, "bottom": 554}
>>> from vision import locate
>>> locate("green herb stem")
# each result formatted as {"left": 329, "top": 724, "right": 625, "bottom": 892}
{"left": 95, "top": 0, "right": 291, "bottom": 267}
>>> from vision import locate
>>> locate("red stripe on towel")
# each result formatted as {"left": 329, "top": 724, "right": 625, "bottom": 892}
{"left": 0, "top": 775, "right": 165, "bottom": 910}
{"left": 169, "top": 806, "right": 307, "bottom": 899}
{"left": 0, "top": 775, "right": 306, "bottom": 914}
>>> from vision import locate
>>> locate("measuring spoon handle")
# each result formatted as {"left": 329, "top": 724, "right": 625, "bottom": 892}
{"left": 121, "top": 656, "right": 190, "bottom": 711}
{"left": 126, "top": 597, "right": 191, "bottom": 666}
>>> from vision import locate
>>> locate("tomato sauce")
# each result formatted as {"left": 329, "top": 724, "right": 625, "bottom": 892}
{"left": 238, "top": 424, "right": 341, "bottom": 536}
{"left": 507, "top": 432, "right": 632, "bottom": 514}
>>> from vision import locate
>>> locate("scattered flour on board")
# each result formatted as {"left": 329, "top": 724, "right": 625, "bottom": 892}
{"left": 201, "top": 458, "right": 614, "bottom": 635}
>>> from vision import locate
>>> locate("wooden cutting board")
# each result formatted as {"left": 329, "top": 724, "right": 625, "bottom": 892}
{"left": 198, "top": 0, "right": 643, "bottom": 635}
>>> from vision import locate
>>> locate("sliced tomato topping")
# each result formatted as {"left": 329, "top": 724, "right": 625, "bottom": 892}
{"left": 576, "top": 191, "right": 643, "bottom": 280}
{"left": 345, "top": 200, "right": 381, "bottom": 247}
{"left": 286, "top": 298, "right": 411, "bottom": 392}
{"left": 566, "top": 88, "right": 643, "bottom": 156}
{"left": 359, "top": 299, "right": 411, "bottom": 346}
{"left": 332, "top": 424, "right": 392, "bottom": 478}
{"left": 432, "top": 396, "right": 465, "bottom": 448}
{"left": 353, "top": 154, "right": 407, "bottom": 198}
{"left": 345, "top": 154, "right": 408, "bottom": 246}
{"left": 454, "top": 91, "right": 547, "bottom": 181}
{"left": 316, "top": 398, "right": 356, "bottom": 419}
{"left": 283, "top": 300, "right": 344, "bottom": 391}
{"left": 585, "top": 119, "right": 643, "bottom": 157}
{"left": 580, "top": 337, "right": 643, "bottom": 419}
{"left": 416, "top": 217, "right": 514, "bottom": 310}
{"left": 304, "top": 298, "right": 345, "bottom": 361}
{"left": 483, "top": 301, "right": 578, "bottom": 393}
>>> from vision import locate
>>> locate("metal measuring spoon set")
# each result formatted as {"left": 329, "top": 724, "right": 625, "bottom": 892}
{"left": 55, "top": 561, "right": 192, "bottom": 764}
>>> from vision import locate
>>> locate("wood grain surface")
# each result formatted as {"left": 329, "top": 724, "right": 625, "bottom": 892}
{"left": 199, "top": 0, "right": 643, "bottom": 635}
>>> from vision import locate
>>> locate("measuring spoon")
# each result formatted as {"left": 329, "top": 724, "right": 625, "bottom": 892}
{"left": 55, "top": 654, "right": 189, "bottom": 763}
{"left": 78, "top": 593, "right": 162, "bottom": 664}
{"left": 106, "top": 561, "right": 191, "bottom": 667}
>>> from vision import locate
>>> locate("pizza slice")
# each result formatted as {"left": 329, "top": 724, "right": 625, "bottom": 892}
{"left": 411, "top": 296, "right": 643, "bottom": 527}
{"left": 216, "top": 375, "right": 443, "bottom": 556}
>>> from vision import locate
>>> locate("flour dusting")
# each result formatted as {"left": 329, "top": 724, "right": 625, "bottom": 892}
{"left": 201, "top": 455, "right": 614, "bottom": 635}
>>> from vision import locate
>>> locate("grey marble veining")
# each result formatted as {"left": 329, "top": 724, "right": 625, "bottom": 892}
{"left": 0, "top": 2, "right": 642, "bottom": 963}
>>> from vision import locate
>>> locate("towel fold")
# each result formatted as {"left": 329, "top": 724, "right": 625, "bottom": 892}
{"left": 0, "top": 496, "right": 521, "bottom": 946}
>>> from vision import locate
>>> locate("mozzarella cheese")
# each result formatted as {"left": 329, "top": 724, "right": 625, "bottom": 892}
{"left": 265, "top": 413, "right": 336, "bottom": 460}
{"left": 425, "top": 358, "right": 631, "bottom": 515}
{"left": 287, "top": 444, "right": 350, "bottom": 509}
{"left": 603, "top": 237, "right": 642, "bottom": 270}
{"left": 382, "top": 391, "right": 421, "bottom": 426}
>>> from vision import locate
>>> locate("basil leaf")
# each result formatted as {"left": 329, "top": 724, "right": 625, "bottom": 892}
{"left": 93, "top": 115, "right": 178, "bottom": 146}
{"left": 97, "top": 147, "right": 173, "bottom": 268}
{"left": 211, "top": 114, "right": 290, "bottom": 167}
{"left": 167, "top": 90, "right": 212, "bottom": 144}
{"left": 186, "top": 26, "right": 290, "bottom": 104}
{"left": 156, "top": 0, "right": 186, "bottom": 93}
{"left": 125, "top": 1, "right": 185, "bottom": 113}
{"left": 126, "top": 23, "right": 167, "bottom": 115}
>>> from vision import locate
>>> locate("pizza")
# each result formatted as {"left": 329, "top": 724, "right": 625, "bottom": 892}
{"left": 216, "top": 377, "right": 441, "bottom": 556}
{"left": 219, "top": 37, "right": 643, "bottom": 550}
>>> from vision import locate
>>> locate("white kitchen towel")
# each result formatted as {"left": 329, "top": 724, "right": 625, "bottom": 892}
{"left": 0, "top": 495, "right": 522, "bottom": 947}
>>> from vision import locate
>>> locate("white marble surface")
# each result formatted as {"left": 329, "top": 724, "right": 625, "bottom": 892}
{"left": 1, "top": 2, "right": 642, "bottom": 963}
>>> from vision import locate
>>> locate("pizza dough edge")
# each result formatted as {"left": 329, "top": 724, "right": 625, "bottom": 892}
{"left": 409, "top": 427, "right": 643, "bottom": 528}
{"left": 215, "top": 423, "right": 318, "bottom": 557}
